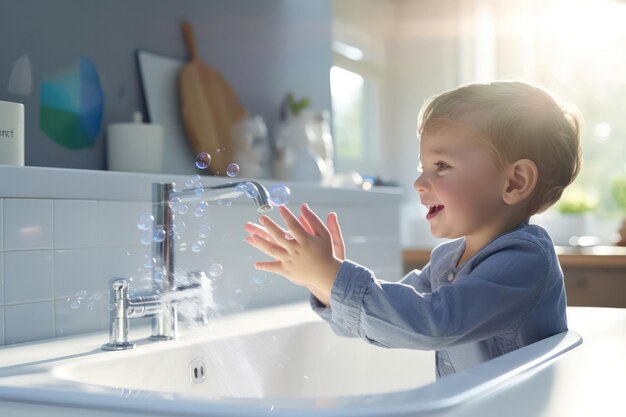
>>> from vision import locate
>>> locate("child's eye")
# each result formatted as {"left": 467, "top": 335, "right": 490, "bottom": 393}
{"left": 435, "top": 161, "right": 450, "bottom": 171}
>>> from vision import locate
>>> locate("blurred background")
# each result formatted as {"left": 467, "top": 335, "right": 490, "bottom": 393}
{"left": 1, "top": 0, "right": 625, "bottom": 256}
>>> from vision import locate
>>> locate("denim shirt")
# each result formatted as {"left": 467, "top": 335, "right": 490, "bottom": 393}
{"left": 310, "top": 221, "right": 568, "bottom": 378}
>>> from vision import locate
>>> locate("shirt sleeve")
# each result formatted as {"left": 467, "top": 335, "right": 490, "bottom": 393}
{"left": 309, "top": 263, "right": 433, "bottom": 340}
{"left": 329, "top": 239, "right": 550, "bottom": 350}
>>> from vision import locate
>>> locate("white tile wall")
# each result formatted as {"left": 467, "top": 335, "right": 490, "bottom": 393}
{"left": 97, "top": 201, "right": 144, "bottom": 247}
{"left": 4, "top": 301, "right": 55, "bottom": 344}
{"left": 54, "top": 249, "right": 102, "bottom": 299}
{"left": 0, "top": 198, "right": 4, "bottom": 251}
{"left": 0, "top": 307, "right": 4, "bottom": 345}
{"left": 0, "top": 191, "right": 402, "bottom": 345}
{"left": 3, "top": 250, "right": 54, "bottom": 304}
{"left": 54, "top": 200, "right": 99, "bottom": 249}
{"left": 55, "top": 297, "right": 105, "bottom": 337}
{"left": 0, "top": 253, "right": 4, "bottom": 305}
{"left": 3, "top": 199, "right": 53, "bottom": 250}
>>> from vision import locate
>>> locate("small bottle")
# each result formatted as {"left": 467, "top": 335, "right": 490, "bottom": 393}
{"left": 0, "top": 100, "right": 25, "bottom": 166}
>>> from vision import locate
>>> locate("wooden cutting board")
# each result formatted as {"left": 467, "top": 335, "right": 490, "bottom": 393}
{"left": 179, "top": 22, "right": 246, "bottom": 175}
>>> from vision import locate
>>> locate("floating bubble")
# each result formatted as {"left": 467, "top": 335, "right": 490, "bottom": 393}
{"left": 140, "top": 231, "right": 152, "bottom": 246}
{"left": 217, "top": 199, "right": 224, "bottom": 206}
{"left": 195, "top": 152, "right": 211, "bottom": 169}
{"left": 252, "top": 273, "right": 266, "bottom": 285}
{"left": 226, "top": 163, "right": 240, "bottom": 177}
{"left": 172, "top": 221, "right": 186, "bottom": 238}
{"left": 192, "top": 241, "right": 205, "bottom": 253}
{"left": 137, "top": 213, "right": 154, "bottom": 230}
{"left": 209, "top": 263, "right": 224, "bottom": 277}
{"left": 153, "top": 227, "right": 166, "bottom": 242}
{"left": 237, "top": 182, "right": 259, "bottom": 199}
{"left": 198, "top": 224, "right": 212, "bottom": 238}
{"left": 225, "top": 200, "right": 232, "bottom": 207}
{"left": 194, "top": 201, "right": 209, "bottom": 218}
{"left": 177, "top": 204, "right": 189, "bottom": 215}
{"left": 108, "top": 303, "right": 115, "bottom": 311}
{"left": 194, "top": 186, "right": 204, "bottom": 197}
{"left": 143, "top": 255, "right": 156, "bottom": 268}
{"left": 169, "top": 196, "right": 182, "bottom": 211}
{"left": 269, "top": 184, "right": 291, "bottom": 206}
{"left": 75, "top": 290, "right": 87, "bottom": 298}
{"left": 69, "top": 298, "right": 81, "bottom": 309}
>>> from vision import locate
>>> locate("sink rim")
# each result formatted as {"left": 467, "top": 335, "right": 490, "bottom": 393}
{"left": 0, "top": 302, "right": 582, "bottom": 416}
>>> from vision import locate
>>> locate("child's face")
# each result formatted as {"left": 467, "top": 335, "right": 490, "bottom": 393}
{"left": 414, "top": 124, "right": 508, "bottom": 239}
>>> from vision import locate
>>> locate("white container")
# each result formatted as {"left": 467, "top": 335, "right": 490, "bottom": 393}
{"left": 0, "top": 100, "right": 25, "bottom": 166}
{"left": 106, "top": 112, "right": 164, "bottom": 173}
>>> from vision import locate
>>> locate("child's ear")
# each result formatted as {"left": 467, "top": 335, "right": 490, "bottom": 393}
{"left": 502, "top": 159, "right": 538, "bottom": 206}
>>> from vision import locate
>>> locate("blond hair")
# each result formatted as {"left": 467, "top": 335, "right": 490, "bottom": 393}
{"left": 418, "top": 81, "right": 582, "bottom": 214}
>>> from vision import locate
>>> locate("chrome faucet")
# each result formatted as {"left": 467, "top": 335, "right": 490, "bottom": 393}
{"left": 102, "top": 181, "right": 272, "bottom": 350}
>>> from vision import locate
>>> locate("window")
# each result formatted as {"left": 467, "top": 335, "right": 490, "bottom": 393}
{"left": 329, "top": 28, "right": 382, "bottom": 175}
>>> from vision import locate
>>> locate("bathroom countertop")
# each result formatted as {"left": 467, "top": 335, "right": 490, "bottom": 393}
{"left": 403, "top": 246, "right": 626, "bottom": 270}
{"left": 0, "top": 165, "right": 402, "bottom": 204}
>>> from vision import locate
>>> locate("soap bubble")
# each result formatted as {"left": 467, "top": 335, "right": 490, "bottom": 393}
{"left": 198, "top": 224, "right": 212, "bottom": 238}
{"left": 252, "top": 273, "right": 266, "bottom": 285}
{"left": 192, "top": 241, "right": 205, "bottom": 253}
{"left": 69, "top": 298, "right": 81, "bottom": 309}
{"left": 225, "top": 200, "right": 232, "bottom": 207}
{"left": 143, "top": 255, "right": 156, "bottom": 268}
{"left": 269, "top": 185, "right": 291, "bottom": 206}
{"left": 209, "top": 263, "right": 224, "bottom": 277}
{"left": 194, "top": 201, "right": 209, "bottom": 218}
{"left": 177, "top": 204, "right": 189, "bottom": 215}
{"left": 194, "top": 186, "right": 204, "bottom": 197}
{"left": 169, "top": 196, "right": 182, "bottom": 212}
{"left": 236, "top": 182, "right": 259, "bottom": 199}
{"left": 226, "top": 163, "right": 240, "bottom": 177}
{"left": 185, "top": 175, "right": 199, "bottom": 188}
{"left": 172, "top": 221, "right": 186, "bottom": 238}
{"left": 195, "top": 152, "right": 211, "bottom": 169}
{"left": 137, "top": 213, "right": 154, "bottom": 230}
{"left": 140, "top": 231, "right": 152, "bottom": 246}
{"left": 153, "top": 227, "right": 166, "bottom": 242}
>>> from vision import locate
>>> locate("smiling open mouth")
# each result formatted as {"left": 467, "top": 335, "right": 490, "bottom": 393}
{"left": 426, "top": 204, "right": 444, "bottom": 220}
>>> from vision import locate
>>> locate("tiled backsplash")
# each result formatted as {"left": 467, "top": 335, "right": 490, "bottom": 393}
{"left": 0, "top": 168, "right": 403, "bottom": 346}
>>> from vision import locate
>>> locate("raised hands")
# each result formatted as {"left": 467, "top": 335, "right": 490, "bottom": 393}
{"left": 244, "top": 204, "right": 345, "bottom": 301}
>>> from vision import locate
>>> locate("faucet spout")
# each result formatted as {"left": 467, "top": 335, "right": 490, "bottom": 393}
{"left": 170, "top": 181, "right": 272, "bottom": 213}
{"left": 150, "top": 180, "right": 272, "bottom": 340}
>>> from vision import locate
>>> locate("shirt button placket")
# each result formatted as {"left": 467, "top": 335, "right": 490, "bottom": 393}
{"left": 447, "top": 272, "right": 455, "bottom": 282}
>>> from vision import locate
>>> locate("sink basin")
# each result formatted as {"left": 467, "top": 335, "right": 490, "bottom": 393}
{"left": 0, "top": 302, "right": 582, "bottom": 417}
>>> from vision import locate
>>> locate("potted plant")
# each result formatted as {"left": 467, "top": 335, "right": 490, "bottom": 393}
{"left": 551, "top": 185, "right": 598, "bottom": 246}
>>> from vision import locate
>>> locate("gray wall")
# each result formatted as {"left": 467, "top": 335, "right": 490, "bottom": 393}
{"left": 0, "top": 0, "right": 333, "bottom": 171}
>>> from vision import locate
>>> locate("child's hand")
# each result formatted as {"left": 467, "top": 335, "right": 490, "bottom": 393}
{"left": 244, "top": 204, "right": 343, "bottom": 297}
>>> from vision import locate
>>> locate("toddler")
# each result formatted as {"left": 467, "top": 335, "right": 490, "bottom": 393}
{"left": 245, "top": 81, "right": 582, "bottom": 378}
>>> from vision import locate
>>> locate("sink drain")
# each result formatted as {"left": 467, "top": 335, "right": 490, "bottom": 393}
{"left": 189, "top": 358, "right": 206, "bottom": 384}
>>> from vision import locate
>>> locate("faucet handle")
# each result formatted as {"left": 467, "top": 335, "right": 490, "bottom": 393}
{"left": 102, "top": 278, "right": 135, "bottom": 351}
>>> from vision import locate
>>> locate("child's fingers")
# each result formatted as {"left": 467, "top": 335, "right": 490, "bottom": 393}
{"left": 327, "top": 212, "right": 346, "bottom": 259}
{"left": 245, "top": 234, "right": 287, "bottom": 258}
{"left": 244, "top": 222, "right": 274, "bottom": 242}
{"left": 300, "top": 204, "right": 330, "bottom": 238}
{"left": 254, "top": 260, "right": 284, "bottom": 274}
{"left": 299, "top": 214, "right": 315, "bottom": 235}
{"left": 277, "top": 206, "right": 308, "bottom": 240}
{"left": 259, "top": 215, "right": 295, "bottom": 245}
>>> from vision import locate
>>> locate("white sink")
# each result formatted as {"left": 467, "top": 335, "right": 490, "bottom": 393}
{"left": 0, "top": 302, "right": 582, "bottom": 417}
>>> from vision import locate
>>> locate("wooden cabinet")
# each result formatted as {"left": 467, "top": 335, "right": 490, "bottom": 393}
{"left": 403, "top": 247, "right": 626, "bottom": 308}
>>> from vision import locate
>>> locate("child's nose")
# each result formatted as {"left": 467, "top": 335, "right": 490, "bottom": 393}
{"left": 414, "top": 174, "right": 429, "bottom": 193}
